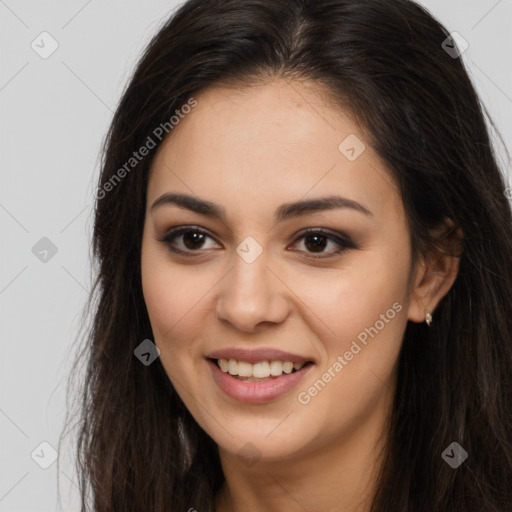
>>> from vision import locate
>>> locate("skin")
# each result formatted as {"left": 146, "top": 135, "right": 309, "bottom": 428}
{"left": 140, "top": 78, "right": 460, "bottom": 512}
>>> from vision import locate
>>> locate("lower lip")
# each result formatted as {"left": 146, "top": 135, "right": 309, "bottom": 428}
{"left": 207, "top": 359, "right": 314, "bottom": 404}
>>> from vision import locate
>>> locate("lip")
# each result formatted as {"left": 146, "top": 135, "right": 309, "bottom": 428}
{"left": 206, "top": 347, "right": 313, "bottom": 365}
{"left": 207, "top": 358, "right": 314, "bottom": 404}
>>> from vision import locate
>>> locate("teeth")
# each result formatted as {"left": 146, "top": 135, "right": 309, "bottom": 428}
{"left": 253, "top": 361, "right": 270, "bottom": 378}
{"left": 269, "top": 360, "right": 283, "bottom": 376}
{"left": 218, "top": 358, "right": 229, "bottom": 372}
{"left": 228, "top": 359, "right": 238, "bottom": 375}
{"left": 237, "top": 361, "right": 252, "bottom": 377}
{"left": 216, "top": 358, "right": 307, "bottom": 378}
{"left": 282, "top": 361, "right": 293, "bottom": 374}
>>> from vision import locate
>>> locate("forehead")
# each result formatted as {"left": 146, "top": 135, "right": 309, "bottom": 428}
{"left": 147, "top": 79, "right": 402, "bottom": 224}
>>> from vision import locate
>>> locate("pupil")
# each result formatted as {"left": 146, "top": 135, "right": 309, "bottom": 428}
{"left": 184, "top": 232, "right": 205, "bottom": 249}
{"left": 305, "top": 234, "right": 326, "bottom": 252}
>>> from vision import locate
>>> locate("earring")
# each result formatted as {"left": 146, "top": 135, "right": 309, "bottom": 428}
{"left": 425, "top": 309, "right": 433, "bottom": 327}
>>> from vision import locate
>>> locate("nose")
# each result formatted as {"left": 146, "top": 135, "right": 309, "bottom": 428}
{"left": 215, "top": 252, "right": 291, "bottom": 333}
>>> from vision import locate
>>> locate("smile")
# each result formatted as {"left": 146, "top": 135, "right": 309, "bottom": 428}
{"left": 207, "top": 357, "right": 314, "bottom": 403}
{"left": 215, "top": 358, "right": 309, "bottom": 380}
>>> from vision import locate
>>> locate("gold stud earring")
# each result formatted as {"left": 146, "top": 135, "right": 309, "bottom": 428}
{"left": 425, "top": 309, "right": 433, "bottom": 327}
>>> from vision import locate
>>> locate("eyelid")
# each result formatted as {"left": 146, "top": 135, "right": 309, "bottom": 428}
{"left": 156, "top": 225, "right": 221, "bottom": 252}
{"left": 157, "top": 225, "right": 356, "bottom": 258}
{"left": 289, "top": 227, "right": 356, "bottom": 258}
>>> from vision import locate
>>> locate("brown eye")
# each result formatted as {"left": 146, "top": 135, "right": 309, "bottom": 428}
{"left": 303, "top": 233, "right": 329, "bottom": 252}
{"left": 158, "top": 226, "right": 220, "bottom": 255}
{"left": 182, "top": 231, "right": 207, "bottom": 250}
{"left": 290, "top": 229, "right": 355, "bottom": 258}
{"left": 158, "top": 226, "right": 355, "bottom": 259}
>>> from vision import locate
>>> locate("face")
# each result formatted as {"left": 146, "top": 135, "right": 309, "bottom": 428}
{"left": 141, "top": 79, "right": 415, "bottom": 463}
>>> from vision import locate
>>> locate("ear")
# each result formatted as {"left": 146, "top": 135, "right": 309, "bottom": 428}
{"left": 407, "top": 220, "right": 463, "bottom": 324}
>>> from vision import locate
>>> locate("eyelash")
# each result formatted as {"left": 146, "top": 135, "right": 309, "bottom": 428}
{"left": 157, "top": 226, "right": 356, "bottom": 259}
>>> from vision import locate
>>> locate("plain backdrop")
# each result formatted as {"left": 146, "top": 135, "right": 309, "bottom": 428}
{"left": 1, "top": 1, "right": 511, "bottom": 510}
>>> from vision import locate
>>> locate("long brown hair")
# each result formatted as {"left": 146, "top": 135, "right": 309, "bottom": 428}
{"left": 60, "top": 1, "right": 512, "bottom": 510}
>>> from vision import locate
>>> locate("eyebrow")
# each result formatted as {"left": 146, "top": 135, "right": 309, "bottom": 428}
{"left": 150, "top": 192, "right": 373, "bottom": 221}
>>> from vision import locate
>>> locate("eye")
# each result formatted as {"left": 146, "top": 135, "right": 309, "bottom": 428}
{"left": 289, "top": 228, "right": 354, "bottom": 258}
{"left": 157, "top": 226, "right": 355, "bottom": 258}
{"left": 157, "top": 226, "right": 220, "bottom": 255}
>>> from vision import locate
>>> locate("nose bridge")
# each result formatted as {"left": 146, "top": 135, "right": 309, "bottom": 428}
{"left": 230, "top": 250, "right": 270, "bottom": 297}
{"left": 216, "top": 242, "right": 289, "bottom": 330}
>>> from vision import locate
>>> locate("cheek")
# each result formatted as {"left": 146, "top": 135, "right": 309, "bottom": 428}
{"left": 292, "top": 294, "right": 406, "bottom": 450}
{"left": 293, "top": 248, "right": 410, "bottom": 345}
{"left": 140, "top": 256, "right": 202, "bottom": 389}
{"left": 291, "top": 248, "right": 409, "bottom": 410}
{"left": 141, "top": 244, "right": 207, "bottom": 338}
{"left": 140, "top": 244, "right": 224, "bottom": 384}
{"left": 142, "top": 266, "right": 184, "bottom": 337}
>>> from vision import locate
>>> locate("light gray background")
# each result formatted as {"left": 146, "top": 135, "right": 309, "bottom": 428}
{"left": 1, "top": 1, "right": 511, "bottom": 511}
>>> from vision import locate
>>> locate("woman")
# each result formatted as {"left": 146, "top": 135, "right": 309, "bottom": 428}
{"left": 62, "top": 0, "right": 512, "bottom": 510}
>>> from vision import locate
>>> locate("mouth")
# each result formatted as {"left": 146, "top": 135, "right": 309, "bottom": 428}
{"left": 206, "top": 356, "right": 315, "bottom": 403}
{"left": 209, "top": 358, "right": 314, "bottom": 381}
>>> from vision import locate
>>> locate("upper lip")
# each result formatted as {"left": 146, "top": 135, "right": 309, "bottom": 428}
{"left": 206, "top": 347, "right": 313, "bottom": 365}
